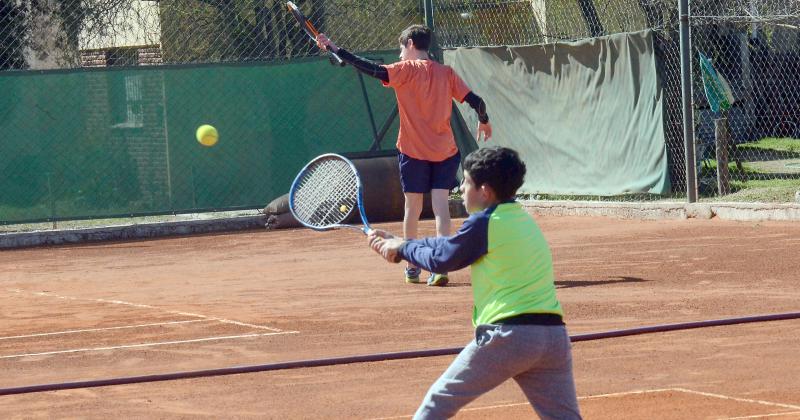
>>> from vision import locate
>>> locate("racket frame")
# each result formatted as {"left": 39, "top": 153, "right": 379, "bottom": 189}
{"left": 286, "top": 1, "right": 345, "bottom": 66}
{"left": 288, "top": 153, "right": 371, "bottom": 234}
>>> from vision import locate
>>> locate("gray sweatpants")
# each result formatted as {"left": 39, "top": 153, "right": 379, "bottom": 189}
{"left": 414, "top": 324, "right": 582, "bottom": 420}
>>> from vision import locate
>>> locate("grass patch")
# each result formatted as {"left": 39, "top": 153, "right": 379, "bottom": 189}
{"left": 710, "top": 178, "right": 800, "bottom": 202}
{"left": 698, "top": 137, "right": 800, "bottom": 201}
{"left": 737, "top": 137, "right": 800, "bottom": 153}
{"left": 699, "top": 159, "right": 760, "bottom": 178}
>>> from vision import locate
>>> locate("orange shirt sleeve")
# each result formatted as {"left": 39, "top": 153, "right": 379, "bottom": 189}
{"left": 449, "top": 67, "right": 472, "bottom": 102}
{"left": 383, "top": 61, "right": 414, "bottom": 88}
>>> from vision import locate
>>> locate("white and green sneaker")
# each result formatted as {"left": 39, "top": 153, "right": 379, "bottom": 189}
{"left": 427, "top": 273, "right": 449, "bottom": 287}
{"left": 405, "top": 267, "right": 422, "bottom": 284}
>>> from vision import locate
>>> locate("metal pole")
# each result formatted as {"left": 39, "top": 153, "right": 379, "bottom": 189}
{"left": 714, "top": 116, "right": 731, "bottom": 195}
{"left": 423, "top": 0, "right": 434, "bottom": 28}
{"left": 160, "top": 71, "right": 173, "bottom": 210}
{"left": 357, "top": 72, "right": 380, "bottom": 150}
{"left": 679, "top": 0, "right": 697, "bottom": 202}
{"left": 423, "top": 0, "right": 442, "bottom": 63}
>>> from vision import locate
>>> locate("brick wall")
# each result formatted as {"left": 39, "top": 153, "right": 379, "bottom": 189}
{"left": 79, "top": 45, "right": 172, "bottom": 209}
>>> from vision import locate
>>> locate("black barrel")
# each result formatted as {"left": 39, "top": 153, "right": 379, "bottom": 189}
{"left": 348, "top": 152, "right": 435, "bottom": 223}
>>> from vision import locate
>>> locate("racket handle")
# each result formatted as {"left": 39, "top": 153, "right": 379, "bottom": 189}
{"left": 329, "top": 51, "right": 345, "bottom": 67}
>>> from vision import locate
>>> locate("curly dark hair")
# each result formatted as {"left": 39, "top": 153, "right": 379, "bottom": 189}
{"left": 398, "top": 25, "right": 432, "bottom": 51}
{"left": 463, "top": 147, "right": 526, "bottom": 201}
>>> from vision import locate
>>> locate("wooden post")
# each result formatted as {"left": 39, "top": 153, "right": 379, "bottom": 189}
{"left": 715, "top": 117, "right": 731, "bottom": 195}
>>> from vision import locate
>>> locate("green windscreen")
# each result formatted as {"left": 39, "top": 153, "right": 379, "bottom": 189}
{"left": 0, "top": 53, "right": 400, "bottom": 223}
{"left": 446, "top": 30, "right": 671, "bottom": 196}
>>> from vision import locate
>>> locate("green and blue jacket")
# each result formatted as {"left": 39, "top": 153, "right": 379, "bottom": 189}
{"left": 398, "top": 201, "right": 563, "bottom": 327}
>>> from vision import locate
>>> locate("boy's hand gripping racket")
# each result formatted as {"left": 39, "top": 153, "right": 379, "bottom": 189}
{"left": 289, "top": 154, "right": 370, "bottom": 234}
{"left": 286, "top": 1, "right": 345, "bottom": 66}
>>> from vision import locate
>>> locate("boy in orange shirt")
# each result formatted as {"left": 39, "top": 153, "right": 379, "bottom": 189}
{"left": 317, "top": 25, "right": 492, "bottom": 286}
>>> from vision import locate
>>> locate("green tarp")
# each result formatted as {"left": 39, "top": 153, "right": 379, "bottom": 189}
{"left": 0, "top": 53, "right": 399, "bottom": 223}
{"left": 445, "top": 30, "right": 670, "bottom": 195}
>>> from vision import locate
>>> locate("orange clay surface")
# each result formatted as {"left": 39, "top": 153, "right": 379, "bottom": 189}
{"left": 1, "top": 215, "right": 799, "bottom": 419}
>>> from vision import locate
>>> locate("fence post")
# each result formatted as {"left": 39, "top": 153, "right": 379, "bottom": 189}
{"left": 423, "top": 0, "right": 442, "bottom": 62}
{"left": 714, "top": 117, "right": 731, "bottom": 195}
{"left": 679, "top": 0, "right": 697, "bottom": 202}
{"left": 423, "top": 0, "right": 434, "bottom": 29}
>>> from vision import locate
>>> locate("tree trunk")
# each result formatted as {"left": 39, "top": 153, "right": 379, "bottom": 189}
{"left": 577, "top": 0, "right": 604, "bottom": 37}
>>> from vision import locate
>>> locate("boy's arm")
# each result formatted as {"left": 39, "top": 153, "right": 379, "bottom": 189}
{"left": 332, "top": 49, "right": 390, "bottom": 83}
{"left": 397, "top": 214, "right": 489, "bottom": 273}
{"left": 316, "top": 34, "right": 389, "bottom": 83}
{"left": 464, "top": 92, "right": 489, "bottom": 124}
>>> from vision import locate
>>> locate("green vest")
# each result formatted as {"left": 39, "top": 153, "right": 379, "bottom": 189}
{"left": 471, "top": 202, "right": 563, "bottom": 326}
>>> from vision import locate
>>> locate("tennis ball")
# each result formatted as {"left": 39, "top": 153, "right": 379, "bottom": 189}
{"left": 340, "top": 205, "right": 348, "bottom": 213}
{"left": 196, "top": 124, "right": 218, "bottom": 147}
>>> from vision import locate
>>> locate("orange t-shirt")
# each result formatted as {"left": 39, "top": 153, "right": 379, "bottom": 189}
{"left": 383, "top": 60, "right": 471, "bottom": 162}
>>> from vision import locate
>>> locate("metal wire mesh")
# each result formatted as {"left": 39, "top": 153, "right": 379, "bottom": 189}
{"left": 0, "top": 0, "right": 421, "bottom": 69}
{"left": 2, "top": 0, "right": 800, "bottom": 227}
{"left": 434, "top": 0, "right": 800, "bottom": 202}
{"left": 691, "top": 0, "right": 800, "bottom": 201}
{"left": 0, "top": 1, "right": 419, "bottom": 224}
{"left": 434, "top": 0, "right": 687, "bottom": 201}
{"left": 291, "top": 155, "right": 358, "bottom": 228}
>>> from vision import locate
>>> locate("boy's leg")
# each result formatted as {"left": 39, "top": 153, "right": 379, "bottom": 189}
{"left": 403, "top": 192, "right": 424, "bottom": 242}
{"left": 512, "top": 326, "right": 582, "bottom": 420}
{"left": 403, "top": 192, "right": 424, "bottom": 281}
{"left": 426, "top": 152, "right": 460, "bottom": 286}
{"left": 398, "top": 152, "right": 431, "bottom": 282}
{"left": 414, "top": 325, "right": 560, "bottom": 419}
{"left": 430, "top": 189, "right": 451, "bottom": 238}
{"left": 414, "top": 325, "right": 514, "bottom": 420}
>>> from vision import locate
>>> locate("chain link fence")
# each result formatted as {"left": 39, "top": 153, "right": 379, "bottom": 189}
{"left": 1, "top": 0, "right": 799, "bottom": 226}
{"left": 691, "top": 0, "right": 800, "bottom": 201}
{"left": 433, "top": 0, "right": 799, "bottom": 203}
{"left": 0, "top": 0, "right": 420, "bottom": 224}
{"left": 0, "top": 0, "right": 419, "bottom": 69}
{"left": 433, "top": 0, "right": 687, "bottom": 201}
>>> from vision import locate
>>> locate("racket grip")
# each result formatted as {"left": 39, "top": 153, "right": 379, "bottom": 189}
{"left": 329, "top": 51, "right": 345, "bottom": 67}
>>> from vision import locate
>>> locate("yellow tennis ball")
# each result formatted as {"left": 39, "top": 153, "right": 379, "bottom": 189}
{"left": 196, "top": 124, "right": 218, "bottom": 147}
{"left": 340, "top": 205, "right": 348, "bottom": 213}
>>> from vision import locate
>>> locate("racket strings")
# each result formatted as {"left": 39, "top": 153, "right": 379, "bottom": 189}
{"left": 293, "top": 158, "right": 359, "bottom": 228}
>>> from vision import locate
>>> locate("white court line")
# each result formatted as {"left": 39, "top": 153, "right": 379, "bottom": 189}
{"left": 0, "top": 331, "right": 298, "bottom": 359}
{"left": 8, "top": 288, "right": 288, "bottom": 333}
{"left": 368, "top": 388, "right": 800, "bottom": 420}
{"left": 577, "top": 387, "right": 679, "bottom": 400}
{"left": 368, "top": 389, "right": 680, "bottom": 420}
{"left": 0, "top": 319, "right": 210, "bottom": 341}
{"left": 672, "top": 388, "right": 800, "bottom": 411}
{"left": 721, "top": 411, "right": 800, "bottom": 419}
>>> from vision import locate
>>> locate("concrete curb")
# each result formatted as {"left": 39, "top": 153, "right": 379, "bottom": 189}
{"left": 522, "top": 200, "right": 800, "bottom": 221}
{"left": 0, "top": 216, "right": 267, "bottom": 250}
{"left": 4, "top": 200, "right": 799, "bottom": 250}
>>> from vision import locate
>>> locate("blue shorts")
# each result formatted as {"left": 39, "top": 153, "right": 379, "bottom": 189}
{"left": 398, "top": 152, "right": 461, "bottom": 193}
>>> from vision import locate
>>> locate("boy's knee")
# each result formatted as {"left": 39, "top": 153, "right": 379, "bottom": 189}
{"left": 413, "top": 393, "right": 462, "bottom": 420}
{"left": 404, "top": 193, "right": 424, "bottom": 208}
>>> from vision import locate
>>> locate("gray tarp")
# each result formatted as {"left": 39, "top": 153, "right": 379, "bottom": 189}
{"left": 445, "top": 30, "right": 670, "bottom": 195}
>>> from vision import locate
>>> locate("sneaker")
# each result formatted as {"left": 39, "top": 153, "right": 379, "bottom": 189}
{"left": 427, "top": 273, "right": 449, "bottom": 287}
{"left": 405, "top": 267, "right": 422, "bottom": 284}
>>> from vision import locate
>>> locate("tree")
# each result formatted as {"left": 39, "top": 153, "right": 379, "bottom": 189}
{"left": 159, "top": 0, "right": 326, "bottom": 63}
{"left": 577, "top": 0, "right": 605, "bottom": 37}
{"left": 0, "top": 0, "right": 27, "bottom": 69}
{"left": 0, "top": 0, "right": 147, "bottom": 69}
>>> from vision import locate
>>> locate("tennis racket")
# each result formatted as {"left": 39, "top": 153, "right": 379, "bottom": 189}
{"left": 286, "top": 1, "right": 345, "bottom": 67}
{"left": 289, "top": 154, "right": 370, "bottom": 233}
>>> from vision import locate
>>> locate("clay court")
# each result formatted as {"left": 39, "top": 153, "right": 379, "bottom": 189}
{"left": 1, "top": 214, "right": 799, "bottom": 419}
